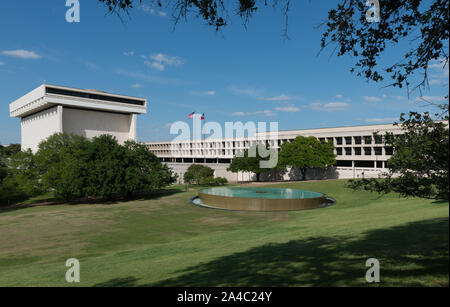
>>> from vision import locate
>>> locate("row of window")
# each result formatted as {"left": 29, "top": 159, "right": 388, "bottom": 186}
{"left": 336, "top": 160, "right": 385, "bottom": 168}
{"left": 336, "top": 146, "right": 393, "bottom": 156}
{"left": 159, "top": 158, "right": 387, "bottom": 169}
{"left": 320, "top": 135, "right": 384, "bottom": 145}
{"left": 148, "top": 135, "right": 388, "bottom": 150}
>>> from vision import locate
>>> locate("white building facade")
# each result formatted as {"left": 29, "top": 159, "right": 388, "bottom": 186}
{"left": 145, "top": 123, "right": 404, "bottom": 183}
{"left": 10, "top": 84, "right": 147, "bottom": 152}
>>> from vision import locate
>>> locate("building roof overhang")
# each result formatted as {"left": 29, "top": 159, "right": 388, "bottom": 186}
{"left": 9, "top": 84, "right": 147, "bottom": 118}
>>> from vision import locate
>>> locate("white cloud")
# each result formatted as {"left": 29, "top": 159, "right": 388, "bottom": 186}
{"left": 275, "top": 106, "right": 300, "bottom": 112}
{"left": 395, "top": 95, "right": 406, "bottom": 100}
{"left": 364, "top": 117, "right": 398, "bottom": 123}
{"left": 232, "top": 112, "right": 246, "bottom": 117}
{"left": 232, "top": 110, "right": 276, "bottom": 117}
{"left": 190, "top": 90, "right": 216, "bottom": 96}
{"left": 150, "top": 53, "right": 183, "bottom": 66}
{"left": 2, "top": 49, "right": 41, "bottom": 59}
{"left": 363, "top": 96, "right": 382, "bottom": 102}
{"left": 415, "top": 96, "right": 447, "bottom": 102}
{"left": 310, "top": 102, "right": 349, "bottom": 112}
{"left": 144, "top": 53, "right": 184, "bottom": 71}
{"left": 429, "top": 79, "right": 442, "bottom": 86}
{"left": 141, "top": 4, "right": 167, "bottom": 17}
{"left": 336, "top": 94, "right": 343, "bottom": 99}
{"left": 252, "top": 110, "right": 276, "bottom": 116}
{"left": 124, "top": 51, "right": 135, "bottom": 56}
{"left": 131, "top": 83, "right": 143, "bottom": 88}
{"left": 429, "top": 58, "right": 449, "bottom": 78}
{"left": 145, "top": 60, "right": 165, "bottom": 71}
{"left": 228, "top": 85, "right": 261, "bottom": 98}
{"left": 258, "top": 94, "right": 294, "bottom": 101}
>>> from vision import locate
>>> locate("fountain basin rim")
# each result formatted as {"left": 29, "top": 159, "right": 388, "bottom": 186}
{"left": 199, "top": 187, "right": 325, "bottom": 200}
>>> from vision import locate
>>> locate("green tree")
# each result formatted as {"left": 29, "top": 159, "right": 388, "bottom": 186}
{"left": 0, "top": 144, "right": 21, "bottom": 184}
{"left": 34, "top": 133, "right": 90, "bottom": 200}
{"left": 123, "top": 141, "right": 176, "bottom": 196}
{"left": 278, "top": 136, "right": 336, "bottom": 181}
{"left": 348, "top": 111, "right": 449, "bottom": 200}
{"left": 184, "top": 164, "right": 214, "bottom": 185}
{"left": 81, "top": 135, "right": 127, "bottom": 200}
{"left": 227, "top": 144, "right": 274, "bottom": 182}
{"left": 2, "top": 149, "right": 42, "bottom": 201}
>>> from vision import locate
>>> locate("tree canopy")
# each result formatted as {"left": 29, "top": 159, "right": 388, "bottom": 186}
{"left": 227, "top": 144, "right": 275, "bottom": 182}
{"left": 278, "top": 136, "right": 336, "bottom": 181}
{"left": 1, "top": 133, "right": 177, "bottom": 204}
{"left": 183, "top": 164, "right": 227, "bottom": 185}
{"left": 348, "top": 111, "right": 449, "bottom": 200}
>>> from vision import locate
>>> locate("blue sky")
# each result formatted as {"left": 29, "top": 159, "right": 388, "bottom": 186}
{"left": 0, "top": 0, "right": 448, "bottom": 144}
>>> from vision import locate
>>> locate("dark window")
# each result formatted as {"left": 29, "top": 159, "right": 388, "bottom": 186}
{"left": 336, "top": 147, "right": 343, "bottom": 155}
{"left": 355, "top": 160, "right": 374, "bottom": 168}
{"left": 376, "top": 161, "right": 383, "bottom": 168}
{"left": 319, "top": 138, "right": 326, "bottom": 142}
{"left": 374, "top": 135, "right": 383, "bottom": 144}
{"left": 336, "top": 160, "right": 352, "bottom": 167}
{"left": 385, "top": 147, "right": 393, "bottom": 155}
{"left": 219, "top": 159, "right": 231, "bottom": 164}
{"left": 374, "top": 147, "right": 383, "bottom": 155}
{"left": 364, "top": 147, "right": 372, "bottom": 155}
{"left": 46, "top": 87, "right": 145, "bottom": 106}
{"left": 345, "top": 137, "right": 352, "bottom": 145}
{"left": 345, "top": 147, "right": 352, "bottom": 155}
{"left": 336, "top": 137, "right": 343, "bottom": 145}
{"left": 364, "top": 136, "right": 372, "bottom": 144}
{"left": 354, "top": 147, "right": 362, "bottom": 155}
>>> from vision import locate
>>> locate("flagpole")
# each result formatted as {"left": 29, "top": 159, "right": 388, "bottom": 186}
{"left": 193, "top": 113, "right": 196, "bottom": 164}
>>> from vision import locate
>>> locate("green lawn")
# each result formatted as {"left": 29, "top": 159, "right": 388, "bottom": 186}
{"left": 0, "top": 180, "right": 448, "bottom": 287}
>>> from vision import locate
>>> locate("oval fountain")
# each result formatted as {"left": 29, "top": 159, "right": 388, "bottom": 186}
{"left": 192, "top": 187, "right": 333, "bottom": 212}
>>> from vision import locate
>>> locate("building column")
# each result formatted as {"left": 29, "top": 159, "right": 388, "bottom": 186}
{"left": 129, "top": 114, "right": 137, "bottom": 141}
{"left": 57, "top": 105, "right": 63, "bottom": 133}
{"left": 352, "top": 160, "right": 355, "bottom": 179}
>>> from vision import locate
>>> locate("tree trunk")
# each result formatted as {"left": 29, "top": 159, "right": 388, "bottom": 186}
{"left": 300, "top": 168, "right": 306, "bottom": 181}
{"left": 126, "top": 191, "right": 133, "bottom": 199}
{"left": 256, "top": 173, "right": 260, "bottom": 182}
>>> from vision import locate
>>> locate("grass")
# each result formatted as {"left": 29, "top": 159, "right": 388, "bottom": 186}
{"left": 0, "top": 179, "right": 448, "bottom": 287}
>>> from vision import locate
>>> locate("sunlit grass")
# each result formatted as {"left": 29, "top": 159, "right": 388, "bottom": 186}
{"left": 0, "top": 180, "right": 447, "bottom": 286}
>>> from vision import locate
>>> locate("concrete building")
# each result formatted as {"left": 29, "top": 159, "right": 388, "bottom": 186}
{"left": 9, "top": 84, "right": 147, "bottom": 152}
{"left": 145, "top": 123, "right": 404, "bottom": 183}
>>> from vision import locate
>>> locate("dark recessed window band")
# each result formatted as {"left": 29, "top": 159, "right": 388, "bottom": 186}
{"left": 46, "top": 87, "right": 145, "bottom": 106}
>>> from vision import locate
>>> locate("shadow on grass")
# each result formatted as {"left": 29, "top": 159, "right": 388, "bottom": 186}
{"left": 93, "top": 217, "right": 449, "bottom": 287}
{"left": 0, "top": 188, "right": 185, "bottom": 213}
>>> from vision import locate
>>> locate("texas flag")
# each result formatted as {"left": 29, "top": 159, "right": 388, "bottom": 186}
{"left": 187, "top": 112, "right": 195, "bottom": 119}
